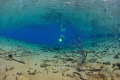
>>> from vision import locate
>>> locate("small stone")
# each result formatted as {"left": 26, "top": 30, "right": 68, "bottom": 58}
{"left": 53, "top": 70, "right": 59, "bottom": 73}
{"left": 65, "top": 65, "right": 70, "bottom": 67}
{"left": 103, "top": 62, "right": 111, "bottom": 65}
{"left": 17, "top": 72, "right": 22, "bottom": 75}
{"left": 101, "top": 65, "right": 108, "bottom": 71}
{"left": 66, "top": 73, "right": 75, "bottom": 78}
{"left": 28, "top": 72, "right": 35, "bottom": 75}
{"left": 103, "top": 50, "right": 107, "bottom": 52}
{"left": 88, "top": 58, "right": 97, "bottom": 63}
{"left": 8, "top": 54, "right": 12, "bottom": 58}
{"left": 53, "top": 56, "right": 59, "bottom": 58}
{"left": 60, "top": 68, "right": 70, "bottom": 73}
{"left": 51, "top": 61, "right": 58, "bottom": 64}
{"left": 40, "top": 63, "right": 51, "bottom": 67}
{"left": 27, "top": 70, "right": 30, "bottom": 72}
{"left": 113, "top": 55, "right": 119, "bottom": 59}
{"left": 9, "top": 66, "right": 14, "bottom": 70}
{"left": 28, "top": 70, "right": 37, "bottom": 75}
{"left": 113, "top": 66, "right": 119, "bottom": 71}
{"left": 113, "top": 63, "right": 120, "bottom": 69}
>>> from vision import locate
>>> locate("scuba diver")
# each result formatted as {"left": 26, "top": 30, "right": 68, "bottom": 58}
{"left": 59, "top": 24, "right": 65, "bottom": 42}
{"left": 60, "top": 24, "right": 65, "bottom": 32}
{"left": 59, "top": 35, "right": 65, "bottom": 42}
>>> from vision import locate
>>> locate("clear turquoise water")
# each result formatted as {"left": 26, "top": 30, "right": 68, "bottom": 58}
{"left": 0, "top": 24, "right": 90, "bottom": 47}
{"left": 0, "top": 0, "right": 120, "bottom": 47}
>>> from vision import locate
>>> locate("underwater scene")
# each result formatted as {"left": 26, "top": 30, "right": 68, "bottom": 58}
{"left": 0, "top": 0, "right": 120, "bottom": 80}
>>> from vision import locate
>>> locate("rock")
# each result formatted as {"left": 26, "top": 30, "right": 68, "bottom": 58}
{"left": 103, "top": 50, "right": 107, "bottom": 52}
{"left": 60, "top": 68, "right": 70, "bottom": 73}
{"left": 113, "top": 63, "right": 120, "bottom": 69}
{"left": 95, "top": 54, "right": 102, "bottom": 58}
{"left": 28, "top": 69, "right": 37, "bottom": 75}
{"left": 101, "top": 65, "right": 108, "bottom": 71}
{"left": 28, "top": 72, "right": 35, "bottom": 75}
{"left": 8, "top": 54, "right": 12, "bottom": 58}
{"left": 71, "top": 60, "right": 77, "bottom": 63}
{"left": 113, "top": 66, "right": 119, "bottom": 71}
{"left": 66, "top": 73, "right": 75, "bottom": 78}
{"left": 5, "top": 66, "right": 14, "bottom": 72}
{"left": 35, "top": 63, "right": 37, "bottom": 65}
{"left": 65, "top": 65, "right": 70, "bottom": 67}
{"left": 103, "top": 62, "right": 111, "bottom": 65}
{"left": 113, "top": 55, "right": 119, "bottom": 59}
{"left": 40, "top": 63, "right": 51, "bottom": 67}
{"left": 53, "top": 70, "right": 59, "bottom": 73}
{"left": 53, "top": 56, "right": 59, "bottom": 58}
{"left": 88, "top": 58, "right": 97, "bottom": 63}
{"left": 17, "top": 72, "right": 22, "bottom": 75}
{"left": 51, "top": 60, "right": 58, "bottom": 64}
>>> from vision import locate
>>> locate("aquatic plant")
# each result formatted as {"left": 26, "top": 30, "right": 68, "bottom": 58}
{"left": 77, "top": 50, "right": 87, "bottom": 65}
{"left": 70, "top": 37, "right": 87, "bottom": 65}
{"left": 69, "top": 37, "right": 88, "bottom": 71}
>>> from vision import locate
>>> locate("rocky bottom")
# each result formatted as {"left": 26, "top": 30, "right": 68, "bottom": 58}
{"left": 0, "top": 36, "right": 120, "bottom": 80}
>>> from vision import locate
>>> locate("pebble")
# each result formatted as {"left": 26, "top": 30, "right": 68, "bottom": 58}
{"left": 113, "top": 55, "right": 119, "bottom": 59}
{"left": 53, "top": 70, "right": 59, "bottom": 73}
{"left": 66, "top": 73, "right": 75, "bottom": 78}
{"left": 60, "top": 68, "right": 70, "bottom": 73}
{"left": 40, "top": 63, "right": 51, "bottom": 67}
{"left": 103, "top": 62, "right": 111, "bottom": 65}
{"left": 17, "top": 72, "right": 22, "bottom": 75}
